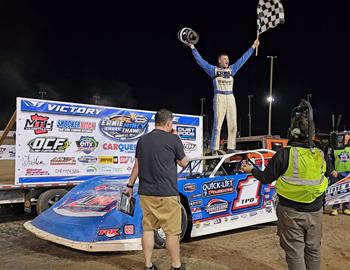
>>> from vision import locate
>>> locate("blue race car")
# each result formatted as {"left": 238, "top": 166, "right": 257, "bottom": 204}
{"left": 24, "top": 149, "right": 277, "bottom": 252}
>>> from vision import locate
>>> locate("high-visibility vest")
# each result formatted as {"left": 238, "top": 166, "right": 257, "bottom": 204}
{"left": 334, "top": 146, "right": 350, "bottom": 173}
{"left": 276, "top": 147, "right": 328, "bottom": 203}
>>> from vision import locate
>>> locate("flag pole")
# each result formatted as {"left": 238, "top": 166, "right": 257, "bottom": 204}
{"left": 256, "top": 30, "right": 259, "bottom": 56}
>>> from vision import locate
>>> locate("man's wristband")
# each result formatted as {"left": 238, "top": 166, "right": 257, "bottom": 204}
{"left": 126, "top": 184, "right": 134, "bottom": 188}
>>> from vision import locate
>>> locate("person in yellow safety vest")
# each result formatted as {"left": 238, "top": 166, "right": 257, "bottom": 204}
{"left": 329, "top": 131, "right": 350, "bottom": 216}
{"left": 241, "top": 114, "right": 329, "bottom": 270}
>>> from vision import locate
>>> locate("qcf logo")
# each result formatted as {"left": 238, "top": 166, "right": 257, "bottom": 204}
{"left": 28, "top": 137, "right": 70, "bottom": 153}
{"left": 76, "top": 136, "right": 99, "bottom": 154}
{"left": 202, "top": 179, "right": 234, "bottom": 197}
{"left": 183, "top": 142, "right": 197, "bottom": 153}
{"left": 98, "top": 228, "right": 120, "bottom": 238}
{"left": 176, "top": 126, "right": 196, "bottom": 140}
{"left": 24, "top": 114, "right": 53, "bottom": 135}
{"left": 99, "top": 113, "right": 148, "bottom": 141}
{"left": 205, "top": 199, "right": 229, "bottom": 215}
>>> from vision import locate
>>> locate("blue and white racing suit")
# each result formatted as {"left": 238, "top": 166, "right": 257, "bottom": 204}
{"left": 191, "top": 47, "right": 254, "bottom": 150}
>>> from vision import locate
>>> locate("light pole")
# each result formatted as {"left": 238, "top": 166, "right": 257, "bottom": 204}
{"left": 267, "top": 56, "right": 277, "bottom": 136}
{"left": 38, "top": 90, "right": 47, "bottom": 99}
{"left": 92, "top": 95, "right": 100, "bottom": 105}
{"left": 248, "top": 95, "right": 253, "bottom": 136}
{"left": 200, "top": 98, "right": 206, "bottom": 116}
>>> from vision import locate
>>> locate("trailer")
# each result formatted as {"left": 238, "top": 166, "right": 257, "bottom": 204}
{"left": 0, "top": 98, "right": 203, "bottom": 214}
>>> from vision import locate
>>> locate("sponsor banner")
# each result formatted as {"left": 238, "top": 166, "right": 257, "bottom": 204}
{"left": 0, "top": 145, "right": 16, "bottom": 160}
{"left": 16, "top": 98, "right": 203, "bottom": 184}
{"left": 326, "top": 175, "right": 350, "bottom": 205}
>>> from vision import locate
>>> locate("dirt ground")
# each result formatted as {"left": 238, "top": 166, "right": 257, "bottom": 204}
{"left": 0, "top": 209, "right": 349, "bottom": 270}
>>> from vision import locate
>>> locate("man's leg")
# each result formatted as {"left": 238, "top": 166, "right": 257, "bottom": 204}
{"left": 211, "top": 94, "right": 226, "bottom": 151}
{"left": 142, "top": 230, "right": 155, "bottom": 267}
{"left": 277, "top": 205, "right": 307, "bottom": 270}
{"left": 226, "top": 94, "right": 237, "bottom": 150}
{"left": 304, "top": 209, "right": 323, "bottom": 270}
{"left": 166, "top": 235, "right": 181, "bottom": 268}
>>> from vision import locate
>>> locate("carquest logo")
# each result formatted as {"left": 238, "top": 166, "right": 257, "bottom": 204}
{"left": 99, "top": 113, "right": 148, "bottom": 141}
{"left": 176, "top": 126, "right": 196, "bottom": 140}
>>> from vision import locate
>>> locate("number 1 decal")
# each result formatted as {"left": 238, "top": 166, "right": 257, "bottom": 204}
{"left": 232, "top": 175, "right": 261, "bottom": 210}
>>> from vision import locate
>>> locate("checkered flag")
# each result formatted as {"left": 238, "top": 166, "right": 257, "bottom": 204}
{"left": 257, "top": 0, "right": 285, "bottom": 34}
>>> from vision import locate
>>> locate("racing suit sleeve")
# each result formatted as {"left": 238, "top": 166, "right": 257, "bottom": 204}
{"left": 230, "top": 47, "right": 254, "bottom": 76}
{"left": 251, "top": 147, "right": 289, "bottom": 184}
{"left": 191, "top": 48, "right": 216, "bottom": 78}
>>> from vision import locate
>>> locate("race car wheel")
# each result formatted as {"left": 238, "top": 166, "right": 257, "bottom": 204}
{"left": 154, "top": 204, "right": 189, "bottom": 248}
{"left": 36, "top": 189, "right": 68, "bottom": 215}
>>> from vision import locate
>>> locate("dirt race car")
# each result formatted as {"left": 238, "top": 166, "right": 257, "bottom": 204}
{"left": 24, "top": 149, "right": 277, "bottom": 252}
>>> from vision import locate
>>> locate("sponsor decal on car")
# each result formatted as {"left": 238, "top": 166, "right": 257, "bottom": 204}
{"left": 76, "top": 136, "right": 99, "bottom": 154}
{"left": 184, "top": 183, "right": 196, "bottom": 192}
{"left": 99, "top": 113, "right": 148, "bottom": 141}
{"left": 203, "top": 221, "right": 211, "bottom": 227}
{"left": 98, "top": 156, "right": 118, "bottom": 164}
{"left": 176, "top": 126, "right": 196, "bottom": 140}
{"left": 102, "top": 143, "right": 137, "bottom": 153}
{"left": 205, "top": 199, "right": 229, "bottom": 215}
{"left": 28, "top": 137, "right": 70, "bottom": 153}
{"left": 124, "top": 224, "right": 135, "bottom": 235}
{"left": 78, "top": 155, "right": 98, "bottom": 164}
{"left": 191, "top": 207, "right": 201, "bottom": 213}
{"left": 202, "top": 179, "right": 234, "bottom": 197}
{"left": 183, "top": 142, "right": 198, "bottom": 153}
{"left": 24, "top": 114, "right": 53, "bottom": 135}
{"left": 213, "top": 218, "right": 222, "bottom": 225}
{"left": 98, "top": 228, "right": 120, "bottom": 238}
{"left": 50, "top": 157, "right": 76, "bottom": 165}
{"left": 190, "top": 193, "right": 202, "bottom": 199}
{"left": 25, "top": 168, "right": 49, "bottom": 176}
{"left": 189, "top": 200, "right": 202, "bottom": 207}
{"left": 57, "top": 120, "right": 96, "bottom": 133}
{"left": 230, "top": 215, "right": 239, "bottom": 221}
{"left": 249, "top": 211, "right": 258, "bottom": 216}
{"left": 192, "top": 213, "right": 203, "bottom": 220}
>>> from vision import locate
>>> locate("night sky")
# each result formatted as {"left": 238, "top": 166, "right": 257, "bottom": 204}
{"left": 0, "top": 1, "right": 349, "bottom": 138}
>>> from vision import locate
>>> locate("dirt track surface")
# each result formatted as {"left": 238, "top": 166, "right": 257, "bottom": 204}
{"left": 0, "top": 212, "right": 349, "bottom": 270}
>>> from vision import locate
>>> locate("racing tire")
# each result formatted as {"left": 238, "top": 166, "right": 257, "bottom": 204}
{"left": 154, "top": 204, "right": 189, "bottom": 248}
{"left": 36, "top": 189, "right": 68, "bottom": 215}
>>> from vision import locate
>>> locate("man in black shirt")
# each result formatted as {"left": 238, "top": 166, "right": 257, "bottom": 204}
{"left": 127, "top": 109, "right": 188, "bottom": 270}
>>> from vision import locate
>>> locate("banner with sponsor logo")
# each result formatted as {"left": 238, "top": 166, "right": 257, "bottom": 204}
{"left": 0, "top": 145, "right": 16, "bottom": 160}
{"left": 16, "top": 98, "right": 203, "bottom": 184}
{"left": 325, "top": 175, "right": 350, "bottom": 205}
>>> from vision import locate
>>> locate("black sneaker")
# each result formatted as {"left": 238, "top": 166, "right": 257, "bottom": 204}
{"left": 170, "top": 264, "right": 186, "bottom": 270}
{"left": 144, "top": 264, "right": 157, "bottom": 270}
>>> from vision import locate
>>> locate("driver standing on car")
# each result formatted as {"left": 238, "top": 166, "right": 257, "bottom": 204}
{"left": 126, "top": 109, "right": 188, "bottom": 270}
{"left": 188, "top": 39, "right": 259, "bottom": 154}
{"left": 241, "top": 104, "right": 329, "bottom": 270}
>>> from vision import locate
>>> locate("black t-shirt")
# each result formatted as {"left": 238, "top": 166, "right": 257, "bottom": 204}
{"left": 136, "top": 129, "right": 186, "bottom": 196}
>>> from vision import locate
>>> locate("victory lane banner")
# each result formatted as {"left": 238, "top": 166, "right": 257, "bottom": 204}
{"left": 16, "top": 97, "right": 203, "bottom": 185}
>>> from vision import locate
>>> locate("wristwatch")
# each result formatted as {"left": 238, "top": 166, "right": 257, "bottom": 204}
{"left": 126, "top": 183, "right": 134, "bottom": 188}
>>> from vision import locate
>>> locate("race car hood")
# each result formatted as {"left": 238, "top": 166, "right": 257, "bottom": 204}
{"left": 26, "top": 177, "right": 143, "bottom": 249}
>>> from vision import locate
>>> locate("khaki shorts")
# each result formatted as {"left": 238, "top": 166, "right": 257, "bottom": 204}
{"left": 139, "top": 195, "right": 182, "bottom": 236}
